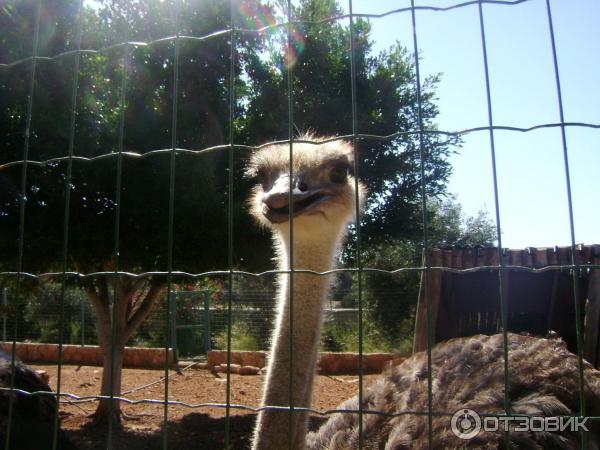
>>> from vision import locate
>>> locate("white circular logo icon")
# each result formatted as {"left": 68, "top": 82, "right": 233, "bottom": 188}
{"left": 451, "top": 409, "right": 481, "bottom": 440}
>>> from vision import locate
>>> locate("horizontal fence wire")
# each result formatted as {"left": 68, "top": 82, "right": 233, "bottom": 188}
{"left": 5, "top": 385, "right": 600, "bottom": 421}
{"left": 1, "top": 125, "right": 600, "bottom": 170}
{"left": 0, "top": 286, "right": 411, "bottom": 353}
{"left": 2, "top": 263, "right": 600, "bottom": 281}
{"left": 0, "top": 0, "right": 539, "bottom": 69}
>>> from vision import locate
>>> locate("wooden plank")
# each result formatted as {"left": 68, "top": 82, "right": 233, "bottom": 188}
{"left": 523, "top": 247, "right": 534, "bottom": 268}
{"left": 476, "top": 247, "right": 489, "bottom": 268}
{"left": 548, "top": 246, "right": 559, "bottom": 266}
{"left": 557, "top": 246, "right": 570, "bottom": 266}
{"left": 454, "top": 249, "right": 463, "bottom": 270}
{"left": 546, "top": 270, "right": 561, "bottom": 334}
{"left": 500, "top": 268, "right": 511, "bottom": 330}
{"left": 509, "top": 249, "right": 522, "bottom": 267}
{"left": 582, "top": 245, "right": 592, "bottom": 264}
{"left": 413, "top": 250, "right": 430, "bottom": 354}
{"left": 585, "top": 268, "right": 600, "bottom": 367}
{"left": 413, "top": 251, "right": 443, "bottom": 354}
{"left": 536, "top": 247, "right": 548, "bottom": 269}
{"left": 436, "top": 272, "right": 455, "bottom": 341}
{"left": 490, "top": 249, "right": 500, "bottom": 267}
{"left": 461, "top": 248, "right": 471, "bottom": 269}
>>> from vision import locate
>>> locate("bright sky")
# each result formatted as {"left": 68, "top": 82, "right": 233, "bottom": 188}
{"left": 347, "top": 0, "right": 599, "bottom": 248}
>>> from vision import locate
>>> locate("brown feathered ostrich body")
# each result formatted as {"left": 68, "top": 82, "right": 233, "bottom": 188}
{"left": 247, "top": 136, "right": 600, "bottom": 450}
{"left": 0, "top": 350, "right": 76, "bottom": 450}
{"left": 309, "top": 333, "right": 600, "bottom": 449}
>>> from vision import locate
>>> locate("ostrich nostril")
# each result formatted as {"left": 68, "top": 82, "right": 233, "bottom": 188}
{"left": 263, "top": 193, "right": 289, "bottom": 210}
{"left": 298, "top": 181, "right": 308, "bottom": 192}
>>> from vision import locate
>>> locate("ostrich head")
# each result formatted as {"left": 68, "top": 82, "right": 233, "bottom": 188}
{"left": 247, "top": 136, "right": 365, "bottom": 243}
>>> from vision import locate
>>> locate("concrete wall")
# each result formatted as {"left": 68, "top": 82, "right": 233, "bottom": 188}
{"left": 207, "top": 350, "right": 407, "bottom": 375}
{"left": 0, "top": 342, "right": 174, "bottom": 368}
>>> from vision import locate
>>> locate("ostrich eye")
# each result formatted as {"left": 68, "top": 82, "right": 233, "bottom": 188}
{"left": 330, "top": 163, "right": 348, "bottom": 184}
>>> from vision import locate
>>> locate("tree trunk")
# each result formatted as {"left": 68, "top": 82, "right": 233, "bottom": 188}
{"left": 93, "top": 343, "right": 125, "bottom": 425}
{"left": 83, "top": 275, "right": 164, "bottom": 425}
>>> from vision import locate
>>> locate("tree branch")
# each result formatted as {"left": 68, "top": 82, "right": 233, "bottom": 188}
{"left": 128, "top": 278, "right": 147, "bottom": 300}
{"left": 84, "top": 284, "right": 105, "bottom": 310}
{"left": 123, "top": 282, "right": 164, "bottom": 344}
{"left": 83, "top": 282, "right": 111, "bottom": 349}
{"left": 125, "top": 278, "right": 147, "bottom": 319}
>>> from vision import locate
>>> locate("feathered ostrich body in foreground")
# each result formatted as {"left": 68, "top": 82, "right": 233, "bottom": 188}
{"left": 0, "top": 351, "right": 75, "bottom": 450}
{"left": 247, "top": 137, "right": 600, "bottom": 449}
{"left": 310, "top": 333, "right": 600, "bottom": 449}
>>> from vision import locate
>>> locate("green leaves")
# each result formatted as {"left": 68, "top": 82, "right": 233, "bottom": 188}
{"left": 0, "top": 0, "right": 460, "bottom": 277}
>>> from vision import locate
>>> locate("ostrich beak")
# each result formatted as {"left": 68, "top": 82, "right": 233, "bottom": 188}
{"left": 262, "top": 174, "right": 331, "bottom": 224}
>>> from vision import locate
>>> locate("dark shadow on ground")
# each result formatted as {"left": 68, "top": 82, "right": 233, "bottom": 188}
{"left": 67, "top": 413, "right": 327, "bottom": 450}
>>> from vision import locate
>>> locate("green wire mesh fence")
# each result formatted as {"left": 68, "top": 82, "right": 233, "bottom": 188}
{"left": 0, "top": 0, "right": 599, "bottom": 449}
{"left": 0, "top": 286, "right": 398, "bottom": 358}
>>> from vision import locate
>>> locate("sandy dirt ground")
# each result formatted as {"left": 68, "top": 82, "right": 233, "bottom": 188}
{"left": 33, "top": 363, "right": 377, "bottom": 450}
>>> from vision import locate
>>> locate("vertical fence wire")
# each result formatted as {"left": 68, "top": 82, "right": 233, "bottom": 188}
{"left": 476, "top": 3, "right": 511, "bottom": 447}
{"left": 5, "top": 0, "right": 43, "bottom": 448}
{"left": 53, "top": 1, "right": 85, "bottom": 449}
{"left": 4, "top": 0, "right": 42, "bottom": 449}
{"left": 163, "top": 0, "right": 182, "bottom": 447}
{"left": 544, "top": 1, "right": 586, "bottom": 447}
{"left": 347, "top": 1, "right": 364, "bottom": 448}
{"left": 108, "top": 4, "right": 132, "bottom": 446}
{"left": 409, "top": 2, "right": 434, "bottom": 446}
{"left": 225, "top": 0, "right": 238, "bottom": 447}
{"left": 285, "top": 1, "right": 296, "bottom": 448}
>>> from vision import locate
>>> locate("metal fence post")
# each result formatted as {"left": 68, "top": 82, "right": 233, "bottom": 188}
{"left": 80, "top": 291, "right": 85, "bottom": 346}
{"left": 169, "top": 291, "right": 178, "bottom": 362}
{"left": 204, "top": 290, "right": 211, "bottom": 353}
{"left": 2, "top": 288, "right": 6, "bottom": 342}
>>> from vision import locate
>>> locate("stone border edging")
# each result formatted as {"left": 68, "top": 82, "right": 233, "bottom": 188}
{"left": 0, "top": 342, "right": 174, "bottom": 368}
{"left": 206, "top": 350, "right": 408, "bottom": 375}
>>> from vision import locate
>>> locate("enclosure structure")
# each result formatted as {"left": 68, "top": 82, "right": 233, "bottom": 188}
{"left": 414, "top": 245, "right": 600, "bottom": 365}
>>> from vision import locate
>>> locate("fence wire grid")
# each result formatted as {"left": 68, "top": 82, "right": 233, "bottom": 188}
{"left": 0, "top": 0, "right": 599, "bottom": 449}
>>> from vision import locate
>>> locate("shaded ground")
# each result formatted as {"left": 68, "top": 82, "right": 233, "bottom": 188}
{"left": 33, "top": 364, "right": 376, "bottom": 450}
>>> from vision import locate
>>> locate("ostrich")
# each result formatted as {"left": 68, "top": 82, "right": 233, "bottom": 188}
{"left": 308, "top": 332, "right": 600, "bottom": 449}
{"left": 0, "top": 350, "right": 76, "bottom": 450}
{"left": 247, "top": 137, "right": 600, "bottom": 449}
{"left": 247, "top": 136, "right": 364, "bottom": 450}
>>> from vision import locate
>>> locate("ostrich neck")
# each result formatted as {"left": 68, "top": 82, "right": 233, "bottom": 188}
{"left": 253, "top": 230, "right": 343, "bottom": 450}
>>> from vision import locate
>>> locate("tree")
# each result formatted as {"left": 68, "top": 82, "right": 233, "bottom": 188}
{"left": 242, "top": 0, "right": 459, "bottom": 248}
{"left": 361, "top": 197, "right": 496, "bottom": 341}
{"left": 0, "top": 0, "right": 459, "bottom": 424}
{"left": 427, "top": 196, "right": 497, "bottom": 248}
{"left": 0, "top": 0, "right": 272, "bottom": 423}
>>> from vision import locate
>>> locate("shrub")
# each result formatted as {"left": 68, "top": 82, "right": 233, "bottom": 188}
{"left": 214, "top": 321, "right": 261, "bottom": 351}
{"left": 320, "top": 317, "right": 413, "bottom": 354}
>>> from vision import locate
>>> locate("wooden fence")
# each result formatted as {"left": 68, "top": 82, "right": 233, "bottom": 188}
{"left": 413, "top": 245, "right": 600, "bottom": 367}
